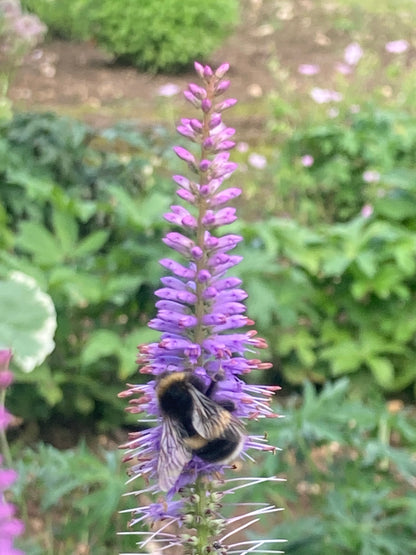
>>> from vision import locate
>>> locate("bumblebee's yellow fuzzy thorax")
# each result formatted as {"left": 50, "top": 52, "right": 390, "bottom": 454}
{"left": 156, "top": 371, "right": 187, "bottom": 398}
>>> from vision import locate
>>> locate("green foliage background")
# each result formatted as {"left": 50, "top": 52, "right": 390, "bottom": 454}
{"left": 2, "top": 101, "right": 416, "bottom": 430}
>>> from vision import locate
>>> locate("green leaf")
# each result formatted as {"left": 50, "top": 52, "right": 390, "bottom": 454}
{"left": 0, "top": 272, "right": 56, "bottom": 372}
{"left": 73, "top": 230, "right": 109, "bottom": 258}
{"left": 16, "top": 221, "right": 63, "bottom": 265}
{"left": 81, "top": 329, "right": 123, "bottom": 365}
{"left": 118, "top": 327, "right": 158, "bottom": 379}
{"left": 355, "top": 251, "right": 377, "bottom": 277}
{"left": 367, "top": 356, "right": 394, "bottom": 388}
{"left": 52, "top": 209, "right": 78, "bottom": 253}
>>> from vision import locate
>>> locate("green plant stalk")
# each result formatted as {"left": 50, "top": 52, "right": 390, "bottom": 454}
{"left": 378, "top": 413, "right": 390, "bottom": 471}
{"left": 0, "top": 388, "right": 12, "bottom": 467}
{"left": 184, "top": 477, "right": 223, "bottom": 555}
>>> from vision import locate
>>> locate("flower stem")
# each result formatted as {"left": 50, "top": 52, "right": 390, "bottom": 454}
{"left": 184, "top": 477, "right": 224, "bottom": 555}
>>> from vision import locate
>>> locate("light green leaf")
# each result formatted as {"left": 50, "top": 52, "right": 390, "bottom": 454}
{"left": 81, "top": 329, "right": 123, "bottom": 366}
{"left": 367, "top": 357, "right": 394, "bottom": 388}
{"left": 73, "top": 230, "right": 109, "bottom": 258}
{"left": 0, "top": 272, "right": 56, "bottom": 372}
{"left": 355, "top": 251, "right": 377, "bottom": 277}
{"left": 52, "top": 209, "right": 78, "bottom": 253}
{"left": 118, "top": 327, "right": 158, "bottom": 379}
{"left": 16, "top": 221, "right": 63, "bottom": 265}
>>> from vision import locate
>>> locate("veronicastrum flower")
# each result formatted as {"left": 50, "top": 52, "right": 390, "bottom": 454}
{"left": 120, "top": 62, "right": 282, "bottom": 554}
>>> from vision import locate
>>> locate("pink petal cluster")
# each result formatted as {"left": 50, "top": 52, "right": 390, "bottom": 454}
{"left": 298, "top": 63, "right": 320, "bottom": 76}
{"left": 361, "top": 204, "right": 374, "bottom": 218}
{"left": 385, "top": 40, "right": 409, "bottom": 54}
{"left": 344, "top": 42, "right": 363, "bottom": 66}
{"left": 310, "top": 87, "right": 343, "bottom": 104}
{"left": 301, "top": 154, "right": 314, "bottom": 167}
{"left": 363, "top": 170, "right": 380, "bottom": 183}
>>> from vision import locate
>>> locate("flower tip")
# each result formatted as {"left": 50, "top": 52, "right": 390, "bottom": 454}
{"left": 194, "top": 60, "right": 203, "bottom": 70}
{"left": 215, "top": 63, "right": 230, "bottom": 78}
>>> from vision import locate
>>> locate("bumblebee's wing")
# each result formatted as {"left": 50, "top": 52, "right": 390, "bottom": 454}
{"left": 157, "top": 418, "right": 192, "bottom": 492}
{"left": 188, "top": 386, "right": 232, "bottom": 439}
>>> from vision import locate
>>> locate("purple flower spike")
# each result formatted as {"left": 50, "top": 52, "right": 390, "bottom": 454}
{"left": 120, "top": 62, "right": 280, "bottom": 554}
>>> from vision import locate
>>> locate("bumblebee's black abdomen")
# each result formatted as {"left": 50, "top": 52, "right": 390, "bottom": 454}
{"left": 194, "top": 434, "right": 241, "bottom": 463}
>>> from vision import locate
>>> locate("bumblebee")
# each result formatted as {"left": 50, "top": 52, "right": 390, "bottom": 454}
{"left": 156, "top": 371, "right": 245, "bottom": 491}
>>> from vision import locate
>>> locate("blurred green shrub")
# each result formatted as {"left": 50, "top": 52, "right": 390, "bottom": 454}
{"left": 88, "top": 0, "right": 239, "bottom": 72}
{"left": 0, "top": 111, "right": 177, "bottom": 428}
{"left": 22, "top": 0, "right": 239, "bottom": 72}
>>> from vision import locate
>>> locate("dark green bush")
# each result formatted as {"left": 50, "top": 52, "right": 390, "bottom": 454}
{"left": 88, "top": 0, "right": 239, "bottom": 72}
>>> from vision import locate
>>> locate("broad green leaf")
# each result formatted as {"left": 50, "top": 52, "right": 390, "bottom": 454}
{"left": 81, "top": 329, "right": 123, "bottom": 365}
{"left": 322, "top": 251, "right": 351, "bottom": 276}
{"left": 16, "top": 221, "right": 63, "bottom": 265}
{"left": 355, "top": 251, "right": 377, "bottom": 277}
{"left": 321, "top": 340, "right": 363, "bottom": 375}
{"left": 0, "top": 272, "right": 56, "bottom": 372}
{"left": 367, "top": 357, "right": 394, "bottom": 388}
{"left": 118, "top": 327, "right": 158, "bottom": 379}
{"left": 73, "top": 230, "right": 109, "bottom": 258}
{"left": 52, "top": 209, "right": 78, "bottom": 253}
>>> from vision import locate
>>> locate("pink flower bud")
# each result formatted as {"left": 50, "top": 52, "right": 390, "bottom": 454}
{"left": 214, "top": 63, "right": 230, "bottom": 78}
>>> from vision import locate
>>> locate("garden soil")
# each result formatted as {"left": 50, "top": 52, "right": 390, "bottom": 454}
{"left": 9, "top": 0, "right": 357, "bottom": 133}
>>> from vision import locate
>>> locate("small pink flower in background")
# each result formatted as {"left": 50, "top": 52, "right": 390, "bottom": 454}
{"left": 298, "top": 63, "right": 320, "bottom": 76}
{"left": 361, "top": 204, "right": 374, "bottom": 218}
{"left": 301, "top": 154, "right": 314, "bottom": 167}
{"left": 12, "top": 13, "right": 46, "bottom": 41}
{"left": 0, "top": 0, "right": 20, "bottom": 19}
{"left": 344, "top": 42, "right": 363, "bottom": 66}
{"left": 248, "top": 152, "right": 267, "bottom": 169}
{"left": 385, "top": 40, "right": 409, "bottom": 54}
{"left": 157, "top": 83, "right": 181, "bottom": 97}
{"left": 363, "top": 170, "right": 380, "bottom": 183}
{"left": 328, "top": 107, "right": 339, "bottom": 118}
{"left": 310, "top": 87, "right": 343, "bottom": 104}
{"left": 350, "top": 104, "right": 361, "bottom": 114}
{"left": 236, "top": 141, "right": 249, "bottom": 153}
{"left": 335, "top": 62, "right": 352, "bottom": 75}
